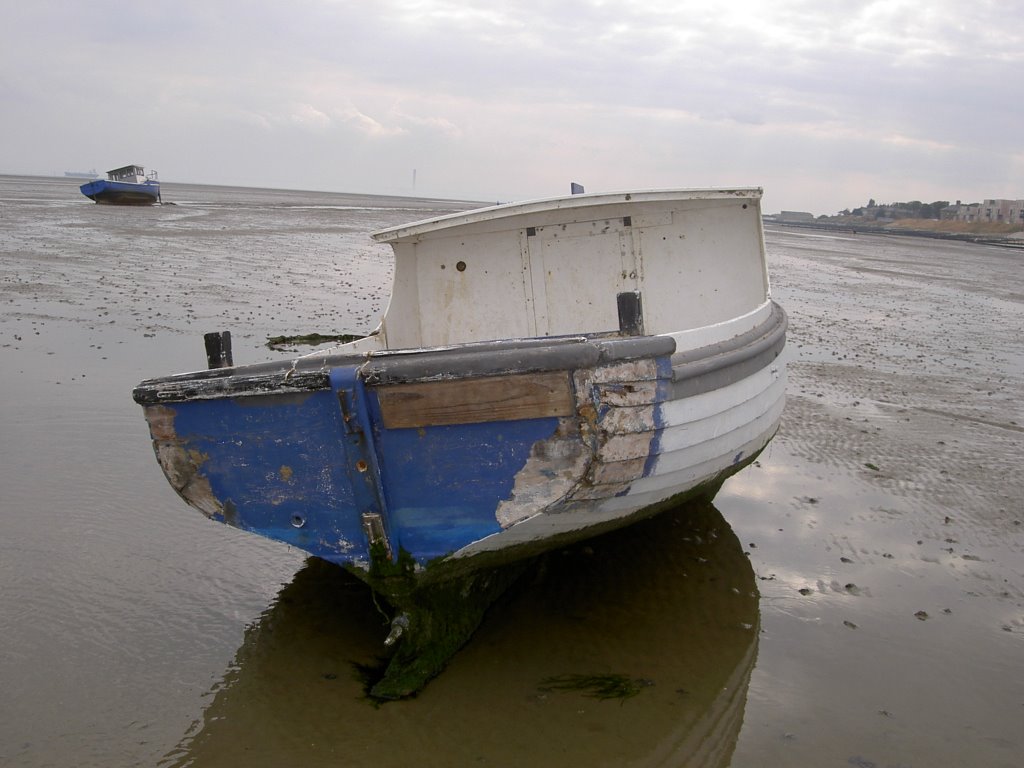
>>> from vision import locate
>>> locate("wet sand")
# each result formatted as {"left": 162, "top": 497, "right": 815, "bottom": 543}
{"left": 1, "top": 177, "right": 1021, "bottom": 767}
{"left": 727, "top": 226, "right": 1023, "bottom": 766}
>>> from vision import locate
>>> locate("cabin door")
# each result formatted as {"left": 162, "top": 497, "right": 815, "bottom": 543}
{"left": 524, "top": 217, "right": 639, "bottom": 337}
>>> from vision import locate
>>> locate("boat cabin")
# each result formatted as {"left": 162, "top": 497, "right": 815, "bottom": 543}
{"left": 370, "top": 189, "right": 770, "bottom": 351}
{"left": 106, "top": 165, "right": 155, "bottom": 184}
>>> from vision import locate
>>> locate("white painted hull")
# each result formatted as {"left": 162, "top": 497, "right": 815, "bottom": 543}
{"left": 456, "top": 319, "right": 786, "bottom": 557}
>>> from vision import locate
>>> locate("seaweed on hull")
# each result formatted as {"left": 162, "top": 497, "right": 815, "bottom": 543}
{"left": 266, "top": 332, "right": 363, "bottom": 350}
{"left": 357, "top": 547, "right": 530, "bottom": 700}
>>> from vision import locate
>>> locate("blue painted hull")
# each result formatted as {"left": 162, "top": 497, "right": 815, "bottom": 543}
{"left": 135, "top": 339, "right": 669, "bottom": 573}
{"left": 80, "top": 178, "right": 160, "bottom": 205}
{"left": 134, "top": 305, "right": 786, "bottom": 581}
{"left": 151, "top": 366, "right": 566, "bottom": 568}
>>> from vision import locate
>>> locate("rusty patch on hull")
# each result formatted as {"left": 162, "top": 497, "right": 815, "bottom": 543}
{"left": 144, "top": 405, "right": 224, "bottom": 519}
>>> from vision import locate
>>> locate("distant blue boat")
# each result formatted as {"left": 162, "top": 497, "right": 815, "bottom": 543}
{"left": 80, "top": 165, "right": 160, "bottom": 205}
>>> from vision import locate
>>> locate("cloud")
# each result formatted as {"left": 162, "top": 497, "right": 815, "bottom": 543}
{"left": 333, "top": 106, "right": 405, "bottom": 137}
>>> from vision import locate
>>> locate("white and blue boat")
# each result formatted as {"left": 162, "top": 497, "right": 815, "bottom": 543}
{"left": 132, "top": 187, "right": 786, "bottom": 697}
{"left": 80, "top": 164, "right": 160, "bottom": 205}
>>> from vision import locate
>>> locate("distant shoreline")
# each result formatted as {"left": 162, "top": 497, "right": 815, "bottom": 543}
{"left": 0, "top": 173, "right": 489, "bottom": 208}
{"left": 767, "top": 218, "right": 1024, "bottom": 251}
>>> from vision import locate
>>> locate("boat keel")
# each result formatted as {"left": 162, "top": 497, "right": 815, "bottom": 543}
{"left": 364, "top": 560, "right": 529, "bottom": 700}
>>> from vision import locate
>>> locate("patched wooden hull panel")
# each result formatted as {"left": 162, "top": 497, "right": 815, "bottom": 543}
{"left": 374, "top": 371, "right": 574, "bottom": 428}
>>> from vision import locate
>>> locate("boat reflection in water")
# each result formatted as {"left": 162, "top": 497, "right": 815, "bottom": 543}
{"left": 164, "top": 500, "right": 759, "bottom": 768}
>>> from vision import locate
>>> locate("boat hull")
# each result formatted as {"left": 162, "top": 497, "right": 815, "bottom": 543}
{"left": 133, "top": 301, "right": 785, "bottom": 583}
{"left": 80, "top": 178, "right": 160, "bottom": 205}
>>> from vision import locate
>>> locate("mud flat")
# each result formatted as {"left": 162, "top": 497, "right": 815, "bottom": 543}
{"left": 0, "top": 178, "right": 1021, "bottom": 767}
{"left": 723, "top": 226, "right": 1023, "bottom": 767}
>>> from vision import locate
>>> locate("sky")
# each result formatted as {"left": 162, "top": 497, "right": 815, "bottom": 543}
{"left": 2, "top": 0, "right": 1022, "bottom": 215}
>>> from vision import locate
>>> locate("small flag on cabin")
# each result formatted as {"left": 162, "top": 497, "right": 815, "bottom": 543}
{"left": 570, "top": 182, "right": 584, "bottom": 195}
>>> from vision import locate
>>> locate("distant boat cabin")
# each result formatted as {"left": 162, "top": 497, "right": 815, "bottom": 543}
{"left": 106, "top": 165, "right": 156, "bottom": 183}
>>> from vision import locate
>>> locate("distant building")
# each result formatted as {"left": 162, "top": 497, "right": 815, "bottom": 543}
{"left": 940, "top": 203, "right": 961, "bottom": 221}
{"left": 943, "top": 198, "right": 1024, "bottom": 224}
{"left": 778, "top": 210, "right": 815, "bottom": 222}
